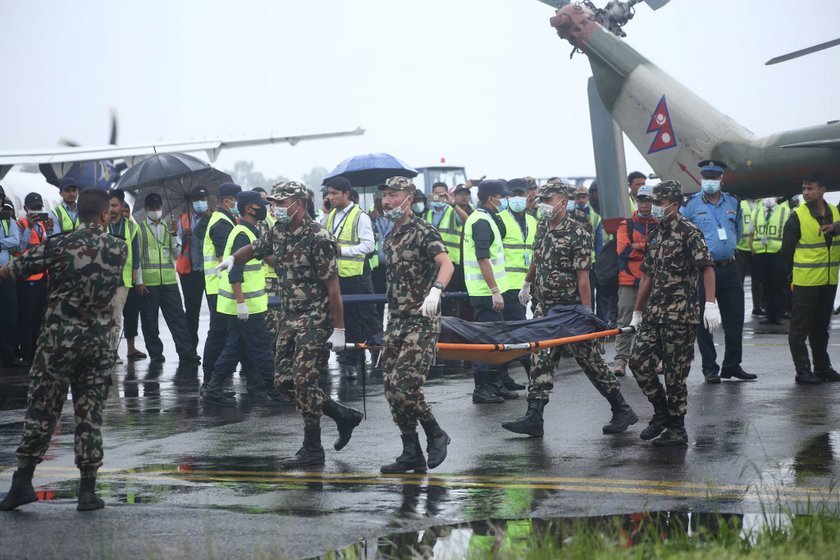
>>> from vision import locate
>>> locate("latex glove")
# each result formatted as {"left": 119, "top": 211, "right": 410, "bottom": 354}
{"left": 420, "top": 287, "right": 442, "bottom": 318}
{"left": 704, "top": 301, "right": 721, "bottom": 332}
{"left": 491, "top": 290, "right": 504, "bottom": 312}
{"left": 628, "top": 310, "right": 643, "bottom": 329}
{"left": 215, "top": 256, "right": 235, "bottom": 278}
{"left": 518, "top": 281, "right": 532, "bottom": 307}
{"left": 236, "top": 302, "right": 249, "bottom": 321}
{"left": 327, "top": 328, "right": 346, "bottom": 351}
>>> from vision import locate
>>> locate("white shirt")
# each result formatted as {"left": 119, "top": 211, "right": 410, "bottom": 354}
{"left": 330, "top": 202, "right": 375, "bottom": 257}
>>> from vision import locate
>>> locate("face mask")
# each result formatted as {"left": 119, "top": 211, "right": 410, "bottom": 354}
{"left": 566, "top": 200, "right": 575, "bottom": 212}
{"left": 231, "top": 206, "right": 240, "bottom": 217}
{"left": 508, "top": 196, "right": 527, "bottom": 213}
{"left": 576, "top": 202, "right": 589, "bottom": 211}
{"left": 539, "top": 201, "right": 562, "bottom": 221}
{"left": 701, "top": 179, "right": 721, "bottom": 195}
{"left": 411, "top": 202, "right": 425, "bottom": 214}
{"left": 497, "top": 198, "right": 509, "bottom": 212}
{"left": 651, "top": 202, "right": 675, "bottom": 222}
{"left": 763, "top": 197, "right": 776, "bottom": 209}
{"left": 147, "top": 210, "right": 162, "bottom": 221}
{"left": 432, "top": 201, "right": 448, "bottom": 210}
{"left": 253, "top": 206, "right": 267, "bottom": 221}
{"left": 637, "top": 211, "right": 651, "bottom": 219}
{"left": 274, "top": 203, "right": 298, "bottom": 224}
{"left": 192, "top": 200, "right": 208, "bottom": 213}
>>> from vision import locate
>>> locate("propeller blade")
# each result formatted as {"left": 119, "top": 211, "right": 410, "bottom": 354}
{"left": 109, "top": 108, "right": 118, "bottom": 145}
{"left": 766, "top": 37, "right": 840, "bottom": 65}
{"left": 643, "top": 0, "right": 671, "bottom": 10}
{"left": 58, "top": 138, "right": 81, "bottom": 147}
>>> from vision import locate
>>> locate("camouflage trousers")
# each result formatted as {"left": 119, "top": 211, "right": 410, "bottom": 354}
{"left": 17, "top": 344, "right": 113, "bottom": 471}
{"left": 275, "top": 325, "right": 331, "bottom": 427}
{"left": 265, "top": 278, "right": 281, "bottom": 348}
{"left": 381, "top": 318, "right": 438, "bottom": 433}
{"left": 528, "top": 339, "right": 620, "bottom": 402}
{"left": 628, "top": 321, "right": 695, "bottom": 417}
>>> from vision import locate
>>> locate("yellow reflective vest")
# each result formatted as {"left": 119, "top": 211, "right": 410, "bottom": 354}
{"left": 498, "top": 210, "right": 536, "bottom": 293}
{"left": 425, "top": 206, "right": 462, "bottom": 265}
{"left": 110, "top": 218, "right": 138, "bottom": 287}
{"left": 217, "top": 225, "right": 268, "bottom": 315}
{"left": 138, "top": 220, "right": 177, "bottom": 287}
{"left": 750, "top": 204, "right": 789, "bottom": 254}
{"left": 463, "top": 209, "right": 506, "bottom": 297}
{"left": 203, "top": 211, "right": 235, "bottom": 296}
{"left": 792, "top": 203, "right": 840, "bottom": 287}
{"left": 326, "top": 205, "right": 365, "bottom": 277}
{"left": 51, "top": 204, "right": 79, "bottom": 233}
{"left": 737, "top": 199, "right": 757, "bottom": 252}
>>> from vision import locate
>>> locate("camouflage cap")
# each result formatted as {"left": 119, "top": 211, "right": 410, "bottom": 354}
{"left": 537, "top": 181, "right": 571, "bottom": 200}
{"left": 378, "top": 176, "right": 416, "bottom": 193}
{"left": 651, "top": 180, "right": 683, "bottom": 201}
{"left": 267, "top": 180, "right": 307, "bottom": 202}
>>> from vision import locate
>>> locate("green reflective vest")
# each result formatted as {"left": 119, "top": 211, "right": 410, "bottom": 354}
{"left": 588, "top": 210, "right": 603, "bottom": 262}
{"left": 110, "top": 219, "right": 138, "bottom": 287}
{"left": 217, "top": 225, "right": 267, "bottom": 315}
{"left": 793, "top": 203, "right": 840, "bottom": 287}
{"left": 463, "top": 210, "right": 506, "bottom": 297}
{"left": 326, "top": 205, "right": 365, "bottom": 277}
{"left": 52, "top": 204, "right": 79, "bottom": 233}
{"left": 425, "top": 206, "right": 463, "bottom": 265}
{"left": 737, "top": 199, "right": 756, "bottom": 251}
{"left": 750, "top": 204, "right": 789, "bottom": 255}
{"left": 138, "top": 221, "right": 177, "bottom": 287}
{"left": 499, "top": 210, "right": 536, "bottom": 293}
{"left": 203, "top": 211, "right": 235, "bottom": 296}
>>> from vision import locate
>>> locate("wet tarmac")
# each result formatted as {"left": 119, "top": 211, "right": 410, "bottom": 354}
{"left": 2, "top": 288, "right": 840, "bottom": 558}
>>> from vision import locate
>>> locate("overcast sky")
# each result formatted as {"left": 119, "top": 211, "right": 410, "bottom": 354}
{"left": 1, "top": 0, "right": 838, "bottom": 185}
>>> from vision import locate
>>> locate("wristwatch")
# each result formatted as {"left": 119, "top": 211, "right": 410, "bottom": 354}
{"left": 433, "top": 281, "right": 445, "bottom": 290}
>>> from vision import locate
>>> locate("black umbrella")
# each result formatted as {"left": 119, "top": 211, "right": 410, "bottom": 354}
{"left": 115, "top": 153, "right": 231, "bottom": 220}
{"left": 324, "top": 153, "right": 418, "bottom": 187}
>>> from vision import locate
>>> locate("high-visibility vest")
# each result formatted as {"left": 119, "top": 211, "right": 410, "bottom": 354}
{"left": 16, "top": 217, "right": 47, "bottom": 281}
{"left": 737, "top": 199, "right": 756, "bottom": 252}
{"left": 499, "top": 210, "right": 536, "bottom": 293}
{"left": 263, "top": 214, "right": 278, "bottom": 280}
{"left": 110, "top": 218, "right": 138, "bottom": 287}
{"left": 326, "top": 205, "right": 365, "bottom": 277}
{"left": 425, "top": 206, "right": 462, "bottom": 265}
{"left": 175, "top": 212, "right": 194, "bottom": 275}
{"left": 203, "top": 211, "right": 235, "bottom": 296}
{"left": 217, "top": 225, "right": 267, "bottom": 315}
{"left": 750, "top": 204, "right": 789, "bottom": 255}
{"left": 588, "top": 210, "right": 603, "bottom": 262}
{"left": 792, "top": 203, "right": 840, "bottom": 287}
{"left": 629, "top": 195, "right": 637, "bottom": 214}
{"left": 51, "top": 204, "right": 79, "bottom": 233}
{"left": 463, "top": 209, "right": 506, "bottom": 297}
{"left": 138, "top": 221, "right": 177, "bottom": 287}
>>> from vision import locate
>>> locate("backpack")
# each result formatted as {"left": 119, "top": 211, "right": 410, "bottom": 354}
{"left": 593, "top": 221, "right": 630, "bottom": 297}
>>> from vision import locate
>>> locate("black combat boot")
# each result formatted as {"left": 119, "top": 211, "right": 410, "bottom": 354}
{"left": 419, "top": 416, "right": 451, "bottom": 469}
{"left": 380, "top": 433, "right": 427, "bottom": 474}
{"left": 652, "top": 415, "right": 688, "bottom": 447}
{"left": 0, "top": 465, "right": 37, "bottom": 511}
{"left": 322, "top": 399, "right": 364, "bottom": 451}
{"left": 77, "top": 468, "right": 105, "bottom": 512}
{"left": 201, "top": 374, "right": 236, "bottom": 407}
{"left": 281, "top": 427, "right": 326, "bottom": 468}
{"left": 639, "top": 394, "right": 670, "bottom": 440}
{"left": 472, "top": 372, "right": 504, "bottom": 404}
{"left": 602, "top": 390, "right": 639, "bottom": 434}
{"left": 501, "top": 399, "right": 545, "bottom": 437}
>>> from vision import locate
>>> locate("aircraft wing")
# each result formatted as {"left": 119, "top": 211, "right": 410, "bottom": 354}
{"left": 0, "top": 127, "right": 365, "bottom": 167}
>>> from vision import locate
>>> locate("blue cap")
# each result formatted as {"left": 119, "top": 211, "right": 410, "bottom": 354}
{"left": 58, "top": 177, "right": 79, "bottom": 191}
{"left": 698, "top": 160, "right": 727, "bottom": 175}
{"left": 478, "top": 180, "right": 513, "bottom": 199}
{"left": 219, "top": 183, "right": 242, "bottom": 197}
{"left": 636, "top": 185, "right": 654, "bottom": 199}
{"left": 236, "top": 190, "right": 268, "bottom": 207}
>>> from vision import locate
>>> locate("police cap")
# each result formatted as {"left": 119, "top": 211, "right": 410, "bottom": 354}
{"left": 219, "top": 183, "right": 242, "bottom": 198}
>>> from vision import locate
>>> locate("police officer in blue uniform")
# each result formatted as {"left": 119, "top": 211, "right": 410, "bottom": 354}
{"left": 681, "top": 160, "right": 757, "bottom": 383}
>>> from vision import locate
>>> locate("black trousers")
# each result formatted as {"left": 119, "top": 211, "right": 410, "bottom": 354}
{"left": 212, "top": 312, "right": 274, "bottom": 386}
{"left": 123, "top": 287, "right": 142, "bottom": 339}
{"left": 697, "top": 260, "right": 744, "bottom": 375}
{"left": 737, "top": 249, "right": 763, "bottom": 312}
{"left": 789, "top": 284, "right": 837, "bottom": 375}
{"left": 470, "top": 296, "right": 504, "bottom": 386}
{"left": 751, "top": 252, "right": 787, "bottom": 323}
{"left": 503, "top": 290, "right": 530, "bottom": 373}
{"left": 16, "top": 279, "right": 47, "bottom": 362}
{"left": 339, "top": 273, "right": 379, "bottom": 365}
{"left": 203, "top": 294, "right": 227, "bottom": 379}
{"left": 140, "top": 284, "right": 195, "bottom": 360}
{"left": 179, "top": 270, "right": 205, "bottom": 350}
{"left": 0, "top": 277, "right": 18, "bottom": 365}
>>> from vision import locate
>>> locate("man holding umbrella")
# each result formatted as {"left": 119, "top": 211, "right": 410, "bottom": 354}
{"left": 136, "top": 193, "right": 199, "bottom": 364}
{"left": 176, "top": 185, "right": 213, "bottom": 352}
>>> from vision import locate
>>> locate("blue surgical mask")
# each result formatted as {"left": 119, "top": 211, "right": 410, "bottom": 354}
{"left": 192, "top": 200, "right": 208, "bottom": 213}
{"left": 508, "top": 196, "right": 527, "bottom": 213}
{"left": 566, "top": 200, "right": 575, "bottom": 212}
{"left": 576, "top": 202, "right": 589, "bottom": 211}
{"left": 431, "top": 201, "right": 448, "bottom": 210}
{"left": 411, "top": 202, "right": 425, "bottom": 214}
{"left": 497, "top": 198, "right": 509, "bottom": 212}
{"left": 701, "top": 179, "right": 721, "bottom": 195}
{"left": 230, "top": 206, "right": 240, "bottom": 217}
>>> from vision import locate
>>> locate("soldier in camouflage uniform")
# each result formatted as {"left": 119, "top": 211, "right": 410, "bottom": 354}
{"left": 219, "top": 181, "right": 363, "bottom": 467}
{"left": 628, "top": 180, "right": 719, "bottom": 447}
{"left": 502, "top": 182, "right": 638, "bottom": 438}
{"left": 0, "top": 189, "right": 126, "bottom": 512}
{"left": 378, "top": 176, "right": 454, "bottom": 474}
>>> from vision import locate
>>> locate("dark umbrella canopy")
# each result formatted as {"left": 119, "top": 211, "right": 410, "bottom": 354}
{"left": 116, "top": 152, "right": 211, "bottom": 190}
{"left": 324, "top": 153, "right": 418, "bottom": 187}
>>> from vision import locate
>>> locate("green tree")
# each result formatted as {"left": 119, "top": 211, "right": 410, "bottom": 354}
{"left": 301, "top": 166, "right": 329, "bottom": 190}
{"left": 225, "top": 161, "right": 288, "bottom": 190}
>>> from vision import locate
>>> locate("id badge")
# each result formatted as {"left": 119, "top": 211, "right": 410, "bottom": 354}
{"left": 717, "top": 227, "right": 728, "bottom": 241}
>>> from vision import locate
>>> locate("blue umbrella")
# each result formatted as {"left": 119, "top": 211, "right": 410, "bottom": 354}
{"left": 324, "top": 153, "right": 418, "bottom": 187}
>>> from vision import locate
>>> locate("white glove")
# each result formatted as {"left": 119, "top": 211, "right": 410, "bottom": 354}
{"left": 704, "top": 301, "right": 721, "bottom": 332}
{"left": 420, "top": 287, "right": 442, "bottom": 318}
{"left": 236, "top": 302, "right": 249, "bottom": 321}
{"left": 518, "top": 281, "right": 532, "bottom": 307}
{"left": 215, "top": 256, "right": 235, "bottom": 278}
{"left": 629, "top": 310, "right": 643, "bottom": 329}
{"left": 327, "top": 328, "right": 346, "bottom": 351}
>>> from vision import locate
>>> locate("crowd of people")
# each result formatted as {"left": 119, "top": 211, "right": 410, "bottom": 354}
{"left": 1, "top": 162, "right": 839, "bottom": 512}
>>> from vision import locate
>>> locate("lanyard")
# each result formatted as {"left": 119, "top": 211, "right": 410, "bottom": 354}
{"left": 331, "top": 205, "right": 352, "bottom": 237}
